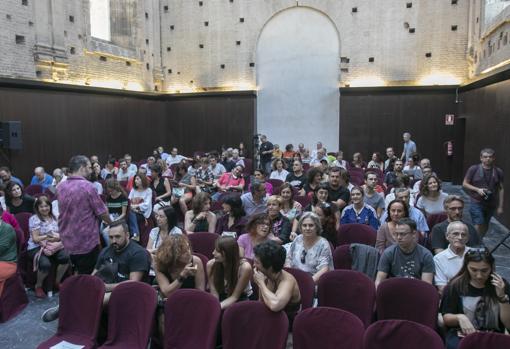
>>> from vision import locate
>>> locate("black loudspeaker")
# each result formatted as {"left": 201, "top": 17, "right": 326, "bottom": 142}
{"left": 0, "top": 121, "right": 22, "bottom": 150}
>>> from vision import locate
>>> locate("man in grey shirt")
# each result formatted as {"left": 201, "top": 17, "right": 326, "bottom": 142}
{"left": 363, "top": 171, "right": 385, "bottom": 218}
{"left": 400, "top": 132, "right": 417, "bottom": 161}
{"left": 241, "top": 180, "right": 268, "bottom": 216}
{"left": 375, "top": 218, "right": 435, "bottom": 288}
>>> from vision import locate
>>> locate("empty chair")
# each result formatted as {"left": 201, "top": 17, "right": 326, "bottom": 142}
{"left": 164, "top": 289, "right": 221, "bottom": 349}
{"left": 333, "top": 244, "right": 352, "bottom": 270}
{"left": 24, "top": 184, "right": 43, "bottom": 196}
{"left": 363, "top": 319, "right": 444, "bottom": 349}
{"left": 284, "top": 267, "right": 315, "bottom": 309}
{"left": 37, "top": 275, "right": 105, "bottom": 349}
{"left": 317, "top": 270, "right": 375, "bottom": 327}
{"left": 293, "top": 307, "right": 364, "bottom": 349}
{"left": 187, "top": 232, "right": 219, "bottom": 259}
{"left": 14, "top": 212, "right": 31, "bottom": 244}
{"left": 99, "top": 282, "right": 157, "bottom": 349}
{"left": 376, "top": 277, "right": 439, "bottom": 329}
{"left": 458, "top": 331, "right": 510, "bottom": 349}
{"left": 337, "top": 223, "right": 377, "bottom": 247}
{"left": 222, "top": 301, "right": 288, "bottom": 349}
{"left": 0, "top": 272, "right": 28, "bottom": 323}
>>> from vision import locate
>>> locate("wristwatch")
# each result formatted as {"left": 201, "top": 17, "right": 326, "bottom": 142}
{"left": 498, "top": 294, "right": 509, "bottom": 304}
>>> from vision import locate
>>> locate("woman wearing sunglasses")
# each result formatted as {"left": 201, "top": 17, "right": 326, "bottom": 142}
{"left": 285, "top": 212, "right": 333, "bottom": 284}
{"left": 441, "top": 248, "right": 510, "bottom": 349}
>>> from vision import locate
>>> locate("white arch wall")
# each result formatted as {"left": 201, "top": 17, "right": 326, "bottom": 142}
{"left": 256, "top": 7, "right": 340, "bottom": 151}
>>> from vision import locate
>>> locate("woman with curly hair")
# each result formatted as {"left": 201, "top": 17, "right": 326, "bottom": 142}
{"left": 154, "top": 234, "right": 205, "bottom": 298}
{"left": 416, "top": 174, "right": 448, "bottom": 216}
{"left": 207, "top": 236, "right": 253, "bottom": 309}
{"left": 184, "top": 192, "right": 217, "bottom": 234}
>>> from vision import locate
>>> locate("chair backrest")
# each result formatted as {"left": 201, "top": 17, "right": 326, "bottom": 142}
{"left": 283, "top": 267, "right": 315, "bottom": 309}
{"left": 333, "top": 245, "right": 352, "bottom": 270}
{"left": 458, "top": 331, "right": 510, "bottom": 349}
{"left": 43, "top": 188, "right": 56, "bottom": 201}
{"left": 376, "top": 277, "right": 439, "bottom": 329}
{"left": 243, "top": 158, "right": 253, "bottom": 176}
{"left": 426, "top": 212, "right": 447, "bottom": 231}
{"left": 293, "top": 307, "right": 364, "bottom": 349}
{"left": 222, "top": 301, "right": 288, "bottom": 349}
{"left": 25, "top": 184, "right": 43, "bottom": 196}
{"left": 317, "top": 270, "right": 375, "bottom": 328}
{"left": 14, "top": 212, "right": 32, "bottom": 246}
{"left": 337, "top": 223, "right": 377, "bottom": 247}
{"left": 294, "top": 195, "right": 311, "bottom": 208}
{"left": 164, "top": 289, "right": 221, "bottom": 349}
{"left": 101, "top": 281, "right": 157, "bottom": 348}
{"left": 188, "top": 232, "right": 219, "bottom": 259}
{"left": 57, "top": 275, "right": 105, "bottom": 340}
{"left": 363, "top": 319, "right": 444, "bottom": 349}
{"left": 267, "top": 179, "right": 284, "bottom": 192}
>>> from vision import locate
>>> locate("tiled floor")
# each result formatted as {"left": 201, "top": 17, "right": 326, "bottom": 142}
{"left": 1, "top": 184, "right": 509, "bottom": 349}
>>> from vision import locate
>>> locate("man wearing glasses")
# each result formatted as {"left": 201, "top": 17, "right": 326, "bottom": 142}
{"left": 433, "top": 221, "right": 471, "bottom": 295}
{"left": 375, "top": 218, "right": 435, "bottom": 288}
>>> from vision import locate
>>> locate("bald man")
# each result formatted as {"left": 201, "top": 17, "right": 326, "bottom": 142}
{"left": 30, "top": 166, "right": 54, "bottom": 190}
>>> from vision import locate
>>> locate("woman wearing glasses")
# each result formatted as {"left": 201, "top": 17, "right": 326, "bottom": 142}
{"left": 441, "top": 248, "right": 510, "bottom": 349}
{"left": 285, "top": 212, "right": 333, "bottom": 284}
{"left": 237, "top": 213, "right": 275, "bottom": 259}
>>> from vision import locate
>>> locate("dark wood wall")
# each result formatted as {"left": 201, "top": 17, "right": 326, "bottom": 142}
{"left": 339, "top": 87, "right": 460, "bottom": 181}
{"left": 0, "top": 83, "right": 255, "bottom": 182}
{"left": 458, "top": 78, "right": 510, "bottom": 226}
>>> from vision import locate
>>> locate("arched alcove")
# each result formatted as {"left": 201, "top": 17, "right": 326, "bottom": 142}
{"left": 256, "top": 6, "right": 340, "bottom": 151}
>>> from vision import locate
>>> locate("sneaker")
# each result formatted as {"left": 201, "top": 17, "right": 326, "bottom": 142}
{"left": 41, "top": 306, "right": 59, "bottom": 322}
{"left": 35, "top": 287, "right": 46, "bottom": 299}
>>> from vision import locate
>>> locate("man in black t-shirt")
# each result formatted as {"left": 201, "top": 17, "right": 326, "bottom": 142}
{"left": 327, "top": 167, "right": 350, "bottom": 211}
{"left": 93, "top": 220, "right": 150, "bottom": 304}
{"left": 285, "top": 160, "right": 307, "bottom": 195}
{"left": 259, "top": 135, "right": 274, "bottom": 175}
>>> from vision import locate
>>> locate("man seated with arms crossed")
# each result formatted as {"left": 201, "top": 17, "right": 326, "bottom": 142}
{"left": 375, "top": 218, "right": 435, "bottom": 288}
{"left": 430, "top": 195, "right": 480, "bottom": 255}
{"left": 93, "top": 220, "right": 150, "bottom": 304}
{"left": 434, "top": 222, "right": 471, "bottom": 295}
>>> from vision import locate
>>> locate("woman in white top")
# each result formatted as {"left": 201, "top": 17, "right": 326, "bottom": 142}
{"left": 147, "top": 206, "right": 183, "bottom": 255}
{"left": 207, "top": 236, "right": 253, "bottom": 309}
{"left": 128, "top": 173, "right": 153, "bottom": 219}
{"left": 285, "top": 212, "right": 333, "bottom": 284}
{"left": 269, "top": 159, "right": 289, "bottom": 182}
{"left": 416, "top": 174, "right": 448, "bottom": 216}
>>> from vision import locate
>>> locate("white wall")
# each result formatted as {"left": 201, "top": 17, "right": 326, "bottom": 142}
{"left": 256, "top": 7, "right": 340, "bottom": 152}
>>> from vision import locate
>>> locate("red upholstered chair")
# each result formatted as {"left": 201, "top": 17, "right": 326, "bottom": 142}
{"left": 164, "top": 289, "right": 221, "bottom": 349}
{"left": 267, "top": 179, "right": 283, "bottom": 193}
{"left": 243, "top": 158, "right": 253, "bottom": 176}
{"left": 14, "top": 212, "right": 31, "bottom": 245}
{"left": 284, "top": 267, "right": 315, "bottom": 309}
{"left": 426, "top": 212, "right": 447, "bottom": 230}
{"left": 37, "top": 275, "right": 105, "bottom": 349}
{"left": 363, "top": 319, "right": 444, "bottom": 349}
{"left": 222, "top": 301, "right": 288, "bottom": 349}
{"left": 0, "top": 272, "right": 29, "bottom": 323}
{"left": 188, "top": 232, "right": 219, "bottom": 259}
{"left": 350, "top": 175, "right": 365, "bottom": 186}
{"left": 317, "top": 270, "right": 375, "bottom": 328}
{"left": 376, "top": 277, "right": 439, "bottom": 329}
{"left": 293, "top": 307, "right": 364, "bottom": 349}
{"left": 458, "top": 331, "right": 510, "bottom": 349}
{"left": 333, "top": 245, "right": 352, "bottom": 270}
{"left": 337, "top": 223, "right": 377, "bottom": 247}
{"left": 99, "top": 282, "right": 157, "bottom": 349}
{"left": 294, "top": 195, "right": 311, "bottom": 208}
{"left": 43, "top": 188, "right": 56, "bottom": 201}
{"left": 25, "top": 184, "right": 43, "bottom": 196}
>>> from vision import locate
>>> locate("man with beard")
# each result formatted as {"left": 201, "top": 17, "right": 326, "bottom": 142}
{"left": 93, "top": 220, "right": 150, "bottom": 304}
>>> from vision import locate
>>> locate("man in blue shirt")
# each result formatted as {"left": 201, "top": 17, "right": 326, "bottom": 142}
{"left": 30, "top": 166, "right": 54, "bottom": 190}
{"left": 0, "top": 166, "right": 24, "bottom": 187}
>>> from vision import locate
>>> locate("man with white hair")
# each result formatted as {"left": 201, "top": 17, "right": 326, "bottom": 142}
{"left": 433, "top": 221, "right": 471, "bottom": 294}
{"left": 30, "top": 166, "right": 54, "bottom": 190}
{"left": 400, "top": 132, "right": 417, "bottom": 161}
{"left": 51, "top": 168, "right": 67, "bottom": 188}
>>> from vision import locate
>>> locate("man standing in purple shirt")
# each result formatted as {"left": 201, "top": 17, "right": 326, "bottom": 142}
{"left": 43, "top": 155, "right": 112, "bottom": 322}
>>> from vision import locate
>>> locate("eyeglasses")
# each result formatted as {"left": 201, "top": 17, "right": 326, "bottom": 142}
{"left": 300, "top": 249, "right": 307, "bottom": 264}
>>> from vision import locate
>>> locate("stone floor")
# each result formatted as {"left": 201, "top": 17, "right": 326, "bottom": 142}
{"left": 1, "top": 184, "right": 509, "bottom": 349}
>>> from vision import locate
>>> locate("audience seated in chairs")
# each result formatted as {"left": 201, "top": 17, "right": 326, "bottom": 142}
{"left": 379, "top": 188, "right": 429, "bottom": 235}
{"left": 285, "top": 160, "right": 306, "bottom": 195}
{"left": 184, "top": 192, "right": 217, "bottom": 234}
{"left": 150, "top": 163, "right": 172, "bottom": 212}
{"left": 278, "top": 183, "right": 303, "bottom": 223}
{"left": 363, "top": 171, "right": 386, "bottom": 218}
{"left": 194, "top": 157, "right": 215, "bottom": 194}
{"left": 5, "top": 181, "right": 35, "bottom": 214}
{"left": 147, "top": 206, "right": 182, "bottom": 256}
{"left": 326, "top": 167, "right": 351, "bottom": 211}
{"left": 341, "top": 186, "right": 380, "bottom": 231}
{"left": 101, "top": 178, "right": 128, "bottom": 245}
{"left": 441, "top": 248, "right": 510, "bottom": 349}
{"left": 0, "top": 218, "right": 17, "bottom": 298}
{"left": 0, "top": 166, "right": 24, "bottom": 187}
{"left": 416, "top": 174, "right": 449, "bottom": 215}
{"left": 27, "top": 196, "right": 70, "bottom": 298}
{"left": 375, "top": 218, "right": 435, "bottom": 288}
{"left": 376, "top": 199, "right": 409, "bottom": 253}
{"left": 266, "top": 195, "right": 292, "bottom": 245}
{"left": 90, "top": 161, "right": 104, "bottom": 194}
{"left": 128, "top": 173, "right": 152, "bottom": 240}
{"left": 285, "top": 212, "right": 333, "bottom": 284}
{"left": 303, "top": 167, "right": 323, "bottom": 195}
{"left": 207, "top": 236, "right": 253, "bottom": 309}
{"left": 171, "top": 163, "right": 196, "bottom": 215}
{"left": 241, "top": 180, "right": 268, "bottom": 217}
{"left": 213, "top": 164, "right": 245, "bottom": 201}
{"left": 252, "top": 168, "right": 273, "bottom": 195}
{"left": 30, "top": 167, "right": 54, "bottom": 191}
{"left": 269, "top": 158, "right": 289, "bottom": 182}
{"left": 215, "top": 195, "right": 246, "bottom": 236}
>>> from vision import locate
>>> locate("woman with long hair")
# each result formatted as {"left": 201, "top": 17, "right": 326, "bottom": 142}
{"left": 375, "top": 199, "right": 409, "bottom": 253}
{"left": 351, "top": 152, "right": 366, "bottom": 170}
{"left": 416, "top": 174, "right": 448, "bottom": 216}
{"left": 101, "top": 178, "right": 128, "bottom": 245}
{"left": 147, "top": 206, "right": 182, "bottom": 255}
{"left": 269, "top": 158, "right": 289, "bottom": 182}
{"left": 90, "top": 161, "right": 104, "bottom": 194}
{"left": 184, "top": 192, "right": 217, "bottom": 234}
{"left": 172, "top": 163, "right": 197, "bottom": 215}
{"left": 237, "top": 213, "right": 275, "bottom": 259}
{"left": 441, "top": 249, "right": 510, "bottom": 349}
{"left": 215, "top": 195, "right": 246, "bottom": 236}
{"left": 150, "top": 163, "right": 172, "bottom": 211}
{"left": 367, "top": 152, "right": 384, "bottom": 171}
{"left": 315, "top": 202, "right": 339, "bottom": 246}
{"left": 278, "top": 183, "right": 302, "bottom": 223}
{"left": 207, "top": 236, "right": 253, "bottom": 309}
{"left": 303, "top": 167, "right": 323, "bottom": 194}
{"left": 5, "top": 181, "right": 35, "bottom": 214}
